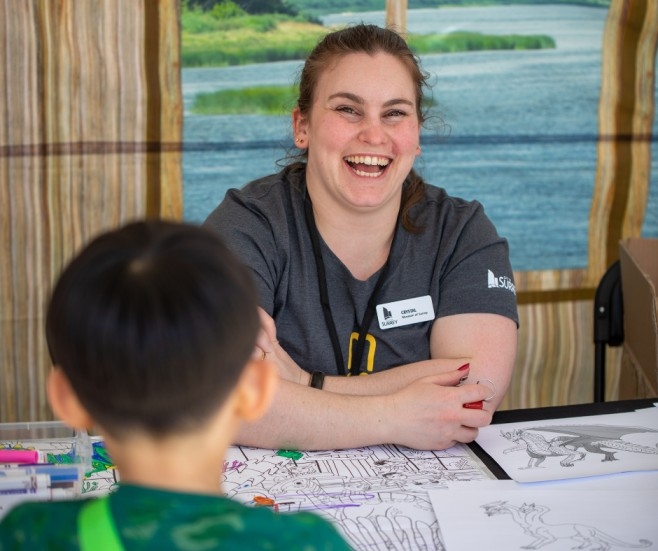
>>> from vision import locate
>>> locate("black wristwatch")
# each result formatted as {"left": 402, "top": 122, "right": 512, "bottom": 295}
{"left": 309, "top": 371, "right": 325, "bottom": 389}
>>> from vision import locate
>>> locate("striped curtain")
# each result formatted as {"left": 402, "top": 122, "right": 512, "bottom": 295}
{"left": 0, "top": 0, "right": 182, "bottom": 422}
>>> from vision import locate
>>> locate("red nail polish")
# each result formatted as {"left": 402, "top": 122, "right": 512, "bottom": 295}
{"left": 458, "top": 363, "right": 470, "bottom": 371}
{"left": 463, "top": 400, "right": 483, "bottom": 410}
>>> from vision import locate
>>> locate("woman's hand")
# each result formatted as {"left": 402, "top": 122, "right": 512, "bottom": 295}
{"left": 254, "top": 307, "right": 277, "bottom": 356}
{"left": 269, "top": 341, "right": 310, "bottom": 385}
{"left": 379, "top": 366, "right": 495, "bottom": 450}
{"left": 253, "top": 307, "right": 309, "bottom": 385}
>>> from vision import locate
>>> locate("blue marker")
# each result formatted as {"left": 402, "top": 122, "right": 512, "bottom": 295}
{"left": 0, "top": 465, "right": 79, "bottom": 485}
{"left": 0, "top": 474, "right": 50, "bottom": 495}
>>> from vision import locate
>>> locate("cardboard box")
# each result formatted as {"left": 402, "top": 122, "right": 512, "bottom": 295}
{"left": 618, "top": 238, "right": 658, "bottom": 398}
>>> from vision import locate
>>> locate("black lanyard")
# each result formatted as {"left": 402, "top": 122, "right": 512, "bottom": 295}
{"left": 303, "top": 191, "right": 400, "bottom": 376}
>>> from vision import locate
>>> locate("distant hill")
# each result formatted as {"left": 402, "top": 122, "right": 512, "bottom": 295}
{"left": 287, "top": 0, "right": 610, "bottom": 18}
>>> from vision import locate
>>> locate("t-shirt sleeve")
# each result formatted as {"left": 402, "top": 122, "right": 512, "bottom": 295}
{"left": 435, "top": 202, "right": 519, "bottom": 326}
{"left": 203, "top": 189, "right": 279, "bottom": 313}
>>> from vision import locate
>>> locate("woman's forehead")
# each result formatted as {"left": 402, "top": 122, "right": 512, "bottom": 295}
{"left": 314, "top": 52, "right": 417, "bottom": 101}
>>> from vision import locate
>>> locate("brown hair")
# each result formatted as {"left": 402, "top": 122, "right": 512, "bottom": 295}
{"left": 293, "top": 24, "right": 432, "bottom": 233}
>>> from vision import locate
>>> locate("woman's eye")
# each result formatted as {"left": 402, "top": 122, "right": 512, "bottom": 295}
{"left": 336, "top": 105, "right": 358, "bottom": 115}
{"left": 386, "top": 109, "right": 407, "bottom": 118}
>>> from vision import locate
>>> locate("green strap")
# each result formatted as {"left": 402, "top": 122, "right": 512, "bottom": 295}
{"left": 78, "top": 496, "right": 125, "bottom": 551}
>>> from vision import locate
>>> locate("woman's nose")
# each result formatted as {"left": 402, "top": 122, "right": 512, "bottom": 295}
{"left": 358, "top": 118, "right": 387, "bottom": 145}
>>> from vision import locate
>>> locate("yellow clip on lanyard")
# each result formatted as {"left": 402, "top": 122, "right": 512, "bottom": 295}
{"left": 78, "top": 496, "right": 124, "bottom": 551}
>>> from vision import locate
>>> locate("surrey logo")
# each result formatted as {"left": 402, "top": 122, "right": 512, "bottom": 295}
{"left": 383, "top": 307, "right": 392, "bottom": 320}
{"left": 488, "top": 269, "right": 516, "bottom": 295}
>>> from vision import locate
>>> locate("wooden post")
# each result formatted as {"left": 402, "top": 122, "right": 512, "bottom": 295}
{"left": 588, "top": 0, "right": 658, "bottom": 282}
{"left": 385, "top": 0, "right": 408, "bottom": 37}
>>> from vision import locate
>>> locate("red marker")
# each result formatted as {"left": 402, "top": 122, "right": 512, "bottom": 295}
{"left": 463, "top": 401, "right": 484, "bottom": 410}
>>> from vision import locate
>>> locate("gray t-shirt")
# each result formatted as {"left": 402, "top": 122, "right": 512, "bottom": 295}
{"left": 204, "top": 165, "right": 518, "bottom": 376}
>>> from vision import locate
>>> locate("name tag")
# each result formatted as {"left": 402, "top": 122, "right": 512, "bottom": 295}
{"left": 376, "top": 295, "right": 435, "bottom": 330}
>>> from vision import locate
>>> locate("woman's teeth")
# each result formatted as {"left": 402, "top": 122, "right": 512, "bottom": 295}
{"left": 344, "top": 155, "right": 390, "bottom": 177}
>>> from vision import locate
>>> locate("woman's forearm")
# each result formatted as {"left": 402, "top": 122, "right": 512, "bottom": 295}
{"left": 233, "top": 367, "right": 495, "bottom": 451}
{"left": 322, "top": 357, "right": 470, "bottom": 396}
{"left": 234, "top": 380, "right": 389, "bottom": 450}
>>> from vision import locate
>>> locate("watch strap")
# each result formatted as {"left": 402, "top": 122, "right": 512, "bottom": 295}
{"left": 309, "top": 371, "right": 325, "bottom": 389}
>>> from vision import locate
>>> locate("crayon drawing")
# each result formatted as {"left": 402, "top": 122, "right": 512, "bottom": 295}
{"left": 222, "top": 443, "right": 494, "bottom": 551}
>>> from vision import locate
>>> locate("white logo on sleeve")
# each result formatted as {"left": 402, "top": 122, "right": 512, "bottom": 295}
{"left": 376, "top": 295, "right": 435, "bottom": 330}
{"left": 488, "top": 269, "right": 516, "bottom": 295}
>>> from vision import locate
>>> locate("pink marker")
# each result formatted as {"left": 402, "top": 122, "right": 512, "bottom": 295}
{"left": 0, "top": 449, "right": 45, "bottom": 464}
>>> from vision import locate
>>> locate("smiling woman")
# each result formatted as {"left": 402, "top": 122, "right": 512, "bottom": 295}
{"left": 203, "top": 24, "right": 519, "bottom": 452}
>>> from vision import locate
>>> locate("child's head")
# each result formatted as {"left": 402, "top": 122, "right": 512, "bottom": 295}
{"left": 45, "top": 220, "right": 268, "bottom": 440}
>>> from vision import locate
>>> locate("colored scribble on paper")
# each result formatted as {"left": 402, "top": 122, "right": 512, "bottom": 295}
{"left": 276, "top": 450, "right": 303, "bottom": 460}
{"left": 4, "top": 437, "right": 492, "bottom": 550}
{"left": 222, "top": 443, "right": 493, "bottom": 551}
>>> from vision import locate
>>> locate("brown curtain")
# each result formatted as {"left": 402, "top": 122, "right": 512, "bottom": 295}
{"left": 0, "top": 0, "right": 182, "bottom": 422}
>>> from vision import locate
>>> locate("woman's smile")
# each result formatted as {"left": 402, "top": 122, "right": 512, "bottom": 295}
{"left": 343, "top": 155, "right": 391, "bottom": 178}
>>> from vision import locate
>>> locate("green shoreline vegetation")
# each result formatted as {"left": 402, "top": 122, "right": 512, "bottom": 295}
{"left": 292, "top": 0, "right": 609, "bottom": 19}
{"left": 193, "top": 86, "right": 299, "bottom": 116}
{"left": 189, "top": 27, "right": 555, "bottom": 116}
{"left": 183, "top": 1, "right": 557, "bottom": 116}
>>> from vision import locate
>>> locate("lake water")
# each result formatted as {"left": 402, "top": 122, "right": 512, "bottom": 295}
{"left": 182, "top": 5, "right": 658, "bottom": 271}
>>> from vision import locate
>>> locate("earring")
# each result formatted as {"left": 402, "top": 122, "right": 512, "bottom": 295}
{"left": 296, "top": 137, "right": 304, "bottom": 144}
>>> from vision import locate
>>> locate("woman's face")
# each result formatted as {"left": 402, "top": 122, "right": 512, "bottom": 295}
{"left": 294, "top": 51, "right": 421, "bottom": 214}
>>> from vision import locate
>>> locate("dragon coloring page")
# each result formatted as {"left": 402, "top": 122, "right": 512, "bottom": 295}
{"left": 475, "top": 407, "right": 658, "bottom": 482}
{"left": 430, "top": 480, "right": 658, "bottom": 551}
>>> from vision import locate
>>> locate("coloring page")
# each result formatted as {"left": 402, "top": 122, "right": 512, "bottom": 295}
{"left": 221, "top": 443, "right": 495, "bottom": 551}
{"left": 429, "top": 479, "right": 658, "bottom": 551}
{"left": 2, "top": 435, "right": 494, "bottom": 550}
{"left": 475, "top": 408, "right": 658, "bottom": 482}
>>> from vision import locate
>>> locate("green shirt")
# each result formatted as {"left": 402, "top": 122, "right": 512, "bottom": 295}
{"left": 0, "top": 484, "right": 352, "bottom": 550}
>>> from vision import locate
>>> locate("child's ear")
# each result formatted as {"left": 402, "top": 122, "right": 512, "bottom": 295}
{"left": 46, "top": 367, "right": 93, "bottom": 430}
{"left": 233, "top": 358, "right": 277, "bottom": 422}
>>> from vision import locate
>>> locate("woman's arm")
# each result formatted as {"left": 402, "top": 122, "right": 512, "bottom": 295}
{"left": 265, "top": 334, "right": 469, "bottom": 394}
{"left": 428, "top": 313, "right": 518, "bottom": 411}
{"left": 324, "top": 312, "right": 516, "bottom": 405}
{"left": 259, "top": 309, "right": 517, "bottom": 407}
{"left": 244, "top": 310, "right": 516, "bottom": 450}
{"left": 234, "top": 367, "right": 495, "bottom": 451}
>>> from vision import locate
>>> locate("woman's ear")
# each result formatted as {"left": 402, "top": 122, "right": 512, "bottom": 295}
{"left": 292, "top": 107, "right": 309, "bottom": 145}
{"left": 233, "top": 359, "right": 277, "bottom": 422}
{"left": 46, "top": 367, "right": 93, "bottom": 430}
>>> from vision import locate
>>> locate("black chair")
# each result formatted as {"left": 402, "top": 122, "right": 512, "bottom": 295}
{"left": 593, "top": 260, "right": 624, "bottom": 402}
